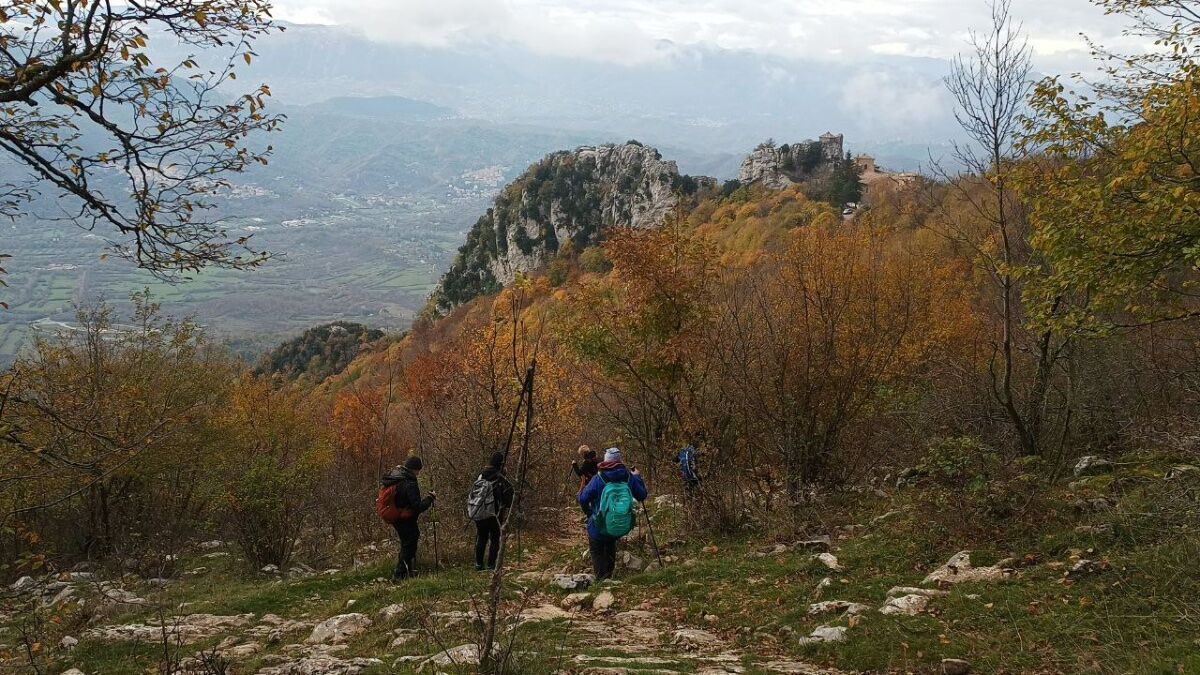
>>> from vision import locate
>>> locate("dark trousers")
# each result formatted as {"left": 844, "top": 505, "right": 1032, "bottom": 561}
{"left": 588, "top": 536, "right": 618, "bottom": 580}
{"left": 392, "top": 521, "right": 420, "bottom": 579}
{"left": 474, "top": 517, "right": 501, "bottom": 570}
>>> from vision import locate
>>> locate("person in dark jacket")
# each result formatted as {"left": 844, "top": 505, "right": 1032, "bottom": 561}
{"left": 570, "top": 445, "right": 599, "bottom": 494}
{"left": 472, "top": 451, "right": 515, "bottom": 571}
{"left": 577, "top": 447, "right": 648, "bottom": 580}
{"left": 381, "top": 456, "right": 436, "bottom": 581}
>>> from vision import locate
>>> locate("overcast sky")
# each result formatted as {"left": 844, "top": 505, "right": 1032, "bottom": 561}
{"left": 272, "top": 0, "right": 1135, "bottom": 72}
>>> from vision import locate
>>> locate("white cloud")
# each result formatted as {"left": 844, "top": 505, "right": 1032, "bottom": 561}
{"left": 839, "top": 69, "right": 952, "bottom": 137}
{"left": 271, "top": 0, "right": 1138, "bottom": 71}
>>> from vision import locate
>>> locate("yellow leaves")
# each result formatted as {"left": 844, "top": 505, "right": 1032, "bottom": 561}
{"left": 194, "top": 9, "right": 208, "bottom": 27}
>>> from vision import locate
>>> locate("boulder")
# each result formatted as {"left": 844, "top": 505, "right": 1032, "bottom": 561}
{"left": 377, "top": 604, "right": 405, "bottom": 622}
{"left": 59, "top": 635, "right": 79, "bottom": 650}
{"left": 880, "top": 594, "right": 931, "bottom": 616}
{"left": 815, "top": 553, "right": 843, "bottom": 572}
{"left": 257, "top": 655, "right": 382, "bottom": 675}
{"left": 9, "top": 575, "right": 37, "bottom": 593}
{"left": 562, "top": 592, "right": 592, "bottom": 609}
{"left": 389, "top": 629, "right": 419, "bottom": 649}
{"left": 942, "top": 658, "right": 973, "bottom": 675}
{"left": 592, "top": 590, "right": 616, "bottom": 611}
{"left": 306, "top": 614, "right": 372, "bottom": 645}
{"left": 518, "top": 604, "right": 572, "bottom": 623}
{"left": 1073, "top": 456, "right": 1114, "bottom": 477}
{"left": 419, "top": 643, "right": 493, "bottom": 670}
{"left": 672, "top": 628, "right": 721, "bottom": 650}
{"left": 923, "top": 551, "right": 1012, "bottom": 585}
{"left": 793, "top": 536, "right": 832, "bottom": 552}
{"left": 886, "top": 586, "right": 948, "bottom": 599}
{"left": 797, "top": 625, "right": 847, "bottom": 646}
{"left": 60, "top": 670, "right": 87, "bottom": 675}
{"left": 620, "top": 551, "right": 646, "bottom": 572}
{"left": 552, "top": 573, "right": 595, "bottom": 591}
{"left": 807, "top": 600, "right": 869, "bottom": 617}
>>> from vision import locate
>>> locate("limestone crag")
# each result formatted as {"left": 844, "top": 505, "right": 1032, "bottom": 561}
{"left": 432, "top": 142, "right": 708, "bottom": 313}
{"left": 737, "top": 133, "right": 844, "bottom": 188}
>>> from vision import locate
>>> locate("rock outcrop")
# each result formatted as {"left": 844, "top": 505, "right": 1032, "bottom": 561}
{"left": 737, "top": 134, "right": 844, "bottom": 189}
{"left": 431, "top": 142, "right": 710, "bottom": 314}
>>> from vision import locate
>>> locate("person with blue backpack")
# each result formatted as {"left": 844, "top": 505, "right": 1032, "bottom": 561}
{"left": 578, "top": 447, "right": 648, "bottom": 580}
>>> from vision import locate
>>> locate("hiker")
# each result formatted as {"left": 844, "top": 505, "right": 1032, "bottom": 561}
{"left": 578, "top": 447, "right": 648, "bottom": 580}
{"left": 570, "top": 445, "right": 599, "bottom": 494}
{"left": 377, "top": 457, "right": 436, "bottom": 581}
{"left": 467, "top": 451, "right": 515, "bottom": 571}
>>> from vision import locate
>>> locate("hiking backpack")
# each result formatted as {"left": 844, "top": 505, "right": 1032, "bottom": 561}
{"left": 466, "top": 476, "right": 498, "bottom": 521}
{"left": 678, "top": 445, "right": 700, "bottom": 484}
{"left": 594, "top": 475, "right": 635, "bottom": 538}
{"left": 376, "top": 484, "right": 415, "bottom": 524}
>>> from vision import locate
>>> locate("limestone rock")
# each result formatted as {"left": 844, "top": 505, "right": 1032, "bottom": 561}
{"left": 806, "top": 600, "right": 869, "bottom": 617}
{"left": 10, "top": 575, "right": 36, "bottom": 593}
{"left": 59, "top": 635, "right": 79, "bottom": 650}
{"left": 796, "top": 625, "right": 847, "bottom": 646}
{"left": 942, "top": 658, "right": 973, "bottom": 674}
{"left": 552, "top": 573, "right": 595, "bottom": 591}
{"left": 60, "top": 669, "right": 87, "bottom": 675}
{"left": 389, "top": 629, "right": 419, "bottom": 649}
{"left": 1073, "top": 456, "right": 1114, "bottom": 477}
{"left": 519, "top": 604, "right": 572, "bottom": 623}
{"left": 793, "top": 536, "right": 832, "bottom": 552}
{"left": 923, "top": 551, "right": 1012, "bottom": 585}
{"left": 85, "top": 614, "right": 255, "bottom": 644}
{"left": 257, "top": 655, "right": 382, "bottom": 675}
{"left": 377, "top": 603, "right": 404, "bottom": 622}
{"left": 815, "top": 553, "right": 843, "bottom": 572}
{"left": 306, "top": 614, "right": 372, "bottom": 645}
{"left": 886, "top": 586, "right": 948, "bottom": 599}
{"left": 562, "top": 592, "right": 592, "bottom": 609}
{"left": 419, "top": 643, "right": 494, "bottom": 670}
{"left": 672, "top": 628, "right": 721, "bottom": 650}
{"left": 880, "top": 594, "right": 931, "bottom": 616}
{"left": 592, "top": 590, "right": 616, "bottom": 611}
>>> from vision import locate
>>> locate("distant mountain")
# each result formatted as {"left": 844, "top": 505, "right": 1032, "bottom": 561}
{"left": 307, "top": 95, "right": 457, "bottom": 121}
{"left": 217, "top": 23, "right": 958, "bottom": 168}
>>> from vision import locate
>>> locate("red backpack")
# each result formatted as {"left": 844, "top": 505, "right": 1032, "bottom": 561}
{"left": 376, "top": 484, "right": 415, "bottom": 524}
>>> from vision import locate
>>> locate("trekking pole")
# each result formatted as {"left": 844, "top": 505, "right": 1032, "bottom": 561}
{"left": 640, "top": 500, "right": 665, "bottom": 568}
{"left": 420, "top": 416, "right": 442, "bottom": 569}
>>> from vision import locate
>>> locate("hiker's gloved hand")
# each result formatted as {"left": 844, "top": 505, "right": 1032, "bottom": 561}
{"left": 630, "top": 468, "right": 641, "bottom": 476}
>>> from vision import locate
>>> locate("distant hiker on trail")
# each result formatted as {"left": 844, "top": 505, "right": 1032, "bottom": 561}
{"left": 467, "top": 451, "right": 515, "bottom": 571}
{"left": 570, "top": 445, "right": 599, "bottom": 494}
{"left": 578, "top": 447, "right": 648, "bottom": 581}
{"left": 377, "top": 457, "right": 436, "bottom": 582}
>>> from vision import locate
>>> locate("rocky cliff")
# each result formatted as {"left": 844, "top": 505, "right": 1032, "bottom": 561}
{"left": 430, "top": 142, "right": 706, "bottom": 314}
{"left": 737, "top": 134, "right": 844, "bottom": 188}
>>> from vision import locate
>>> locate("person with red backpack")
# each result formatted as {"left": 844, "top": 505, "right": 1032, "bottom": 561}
{"left": 377, "top": 457, "right": 436, "bottom": 582}
{"left": 577, "top": 447, "right": 648, "bottom": 580}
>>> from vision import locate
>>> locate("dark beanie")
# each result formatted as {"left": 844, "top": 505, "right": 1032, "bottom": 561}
{"left": 404, "top": 456, "right": 423, "bottom": 471}
{"left": 488, "top": 451, "right": 506, "bottom": 469}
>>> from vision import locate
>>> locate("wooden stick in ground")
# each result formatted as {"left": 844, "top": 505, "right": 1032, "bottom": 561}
{"left": 480, "top": 361, "right": 535, "bottom": 673}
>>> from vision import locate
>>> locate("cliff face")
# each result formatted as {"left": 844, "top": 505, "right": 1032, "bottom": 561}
{"left": 431, "top": 142, "right": 702, "bottom": 314}
{"left": 737, "top": 134, "right": 844, "bottom": 188}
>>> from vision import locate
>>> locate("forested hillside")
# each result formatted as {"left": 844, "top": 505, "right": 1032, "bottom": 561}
{"left": 3, "top": 0, "right": 1200, "bottom": 674}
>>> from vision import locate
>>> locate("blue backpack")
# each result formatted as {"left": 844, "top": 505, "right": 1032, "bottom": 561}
{"left": 678, "top": 445, "right": 699, "bottom": 484}
{"left": 594, "top": 475, "right": 635, "bottom": 538}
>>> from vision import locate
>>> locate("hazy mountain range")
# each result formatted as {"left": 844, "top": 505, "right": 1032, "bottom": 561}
{"left": 0, "top": 22, "right": 961, "bottom": 365}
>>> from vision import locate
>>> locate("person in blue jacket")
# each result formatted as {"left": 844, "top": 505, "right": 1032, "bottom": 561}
{"left": 578, "top": 447, "right": 648, "bottom": 580}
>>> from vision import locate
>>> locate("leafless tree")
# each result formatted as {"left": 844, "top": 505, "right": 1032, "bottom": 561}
{"left": 0, "top": 0, "right": 283, "bottom": 277}
{"left": 938, "top": 0, "right": 1068, "bottom": 456}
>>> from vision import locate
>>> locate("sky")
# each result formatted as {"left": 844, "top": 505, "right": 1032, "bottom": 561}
{"left": 271, "top": 0, "right": 1136, "bottom": 72}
